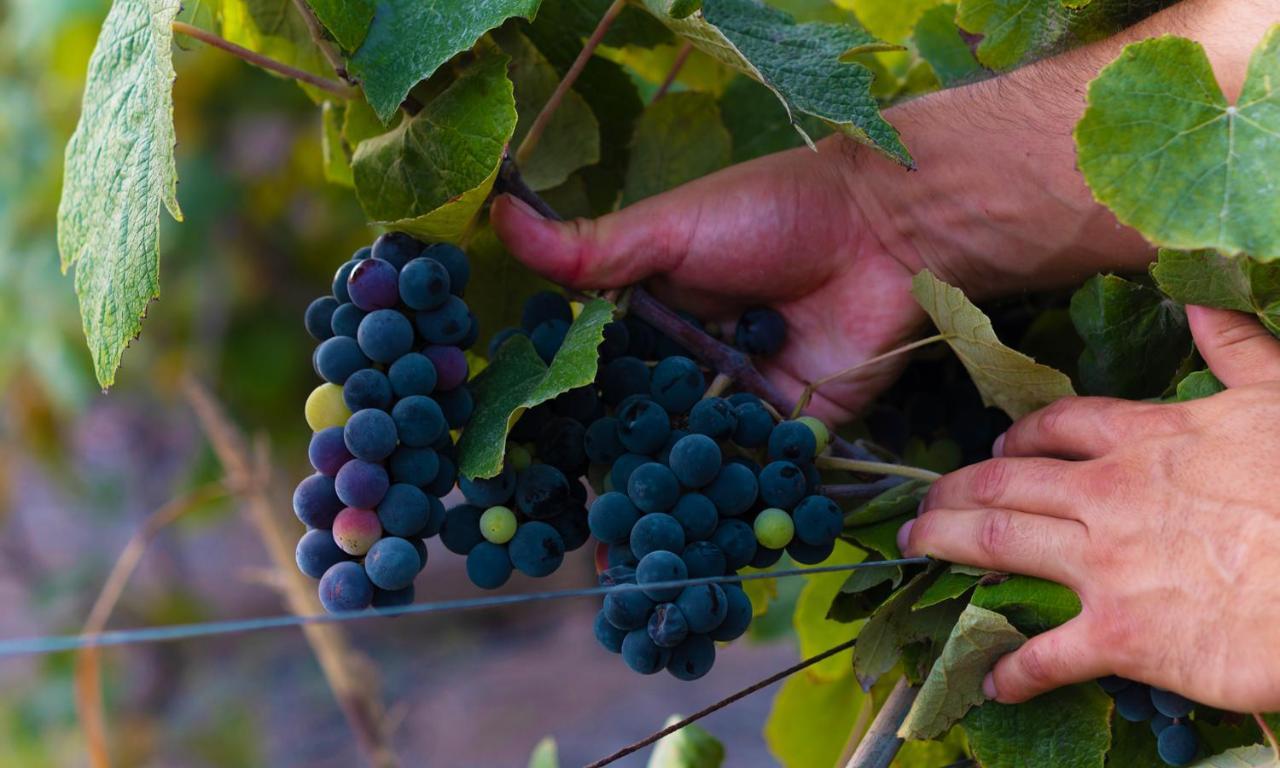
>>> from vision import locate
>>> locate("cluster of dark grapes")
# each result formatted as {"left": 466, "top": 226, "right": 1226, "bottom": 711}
{"left": 294, "top": 233, "right": 477, "bottom": 613}
{"left": 1101, "top": 676, "right": 1202, "bottom": 766}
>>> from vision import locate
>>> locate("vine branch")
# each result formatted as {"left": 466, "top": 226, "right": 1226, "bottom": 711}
{"left": 845, "top": 677, "right": 918, "bottom": 768}
{"left": 172, "top": 21, "right": 358, "bottom": 99}
{"left": 651, "top": 41, "right": 694, "bottom": 102}
{"left": 290, "top": 0, "right": 351, "bottom": 82}
{"left": 515, "top": 0, "right": 626, "bottom": 166}
{"left": 819, "top": 478, "right": 905, "bottom": 503}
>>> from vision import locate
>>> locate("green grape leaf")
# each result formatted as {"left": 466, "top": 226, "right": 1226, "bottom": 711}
{"left": 1175, "top": 370, "right": 1225, "bottom": 402}
{"left": 913, "top": 270, "right": 1077, "bottom": 420}
{"left": 853, "top": 568, "right": 946, "bottom": 690}
{"left": 528, "top": 736, "right": 560, "bottom": 768}
{"left": 1070, "top": 274, "right": 1191, "bottom": 399}
{"left": 1106, "top": 712, "right": 1162, "bottom": 766}
{"left": 458, "top": 299, "right": 615, "bottom": 479}
{"left": 962, "top": 683, "right": 1112, "bottom": 768}
{"left": 304, "top": 0, "right": 374, "bottom": 51}
{"left": 622, "top": 91, "right": 732, "bottom": 206}
{"left": 1187, "top": 746, "right": 1279, "bottom": 767}
{"left": 498, "top": 29, "right": 600, "bottom": 191}
{"left": 218, "top": 0, "right": 332, "bottom": 102}
{"left": 342, "top": 95, "right": 389, "bottom": 147}
{"left": 56, "top": 0, "right": 183, "bottom": 389}
{"left": 850, "top": 0, "right": 942, "bottom": 43}
{"left": 351, "top": 48, "right": 515, "bottom": 243}
{"left": 647, "top": 717, "right": 725, "bottom": 768}
{"left": 347, "top": 0, "right": 542, "bottom": 123}
{"left": 639, "top": 0, "right": 912, "bottom": 165}
{"left": 1151, "top": 249, "right": 1280, "bottom": 335}
{"left": 463, "top": 225, "right": 558, "bottom": 353}
{"left": 793, "top": 541, "right": 864, "bottom": 681}
{"left": 321, "top": 101, "right": 354, "bottom": 187}
{"left": 1075, "top": 30, "right": 1280, "bottom": 260}
{"left": 899, "top": 604, "right": 1026, "bottom": 741}
{"left": 956, "top": 0, "right": 1069, "bottom": 70}
{"left": 914, "top": 4, "right": 983, "bottom": 86}
{"left": 844, "top": 513, "right": 911, "bottom": 560}
{"left": 845, "top": 479, "right": 929, "bottom": 528}
{"left": 764, "top": 670, "right": 866, "bottom": 768}
{"left": 741, "top": 566, "right": 778, "bottom": 618}
{"left": 719, "top": 76, "right": 823, "bottom": 163}
{"left": 913, "top": 567, "right": 980, "bottom": 611}
{"left": 971, "top": 576, "right": 1081, "bottom": 635}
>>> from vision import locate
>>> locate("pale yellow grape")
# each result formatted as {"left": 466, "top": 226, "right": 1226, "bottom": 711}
{"left": 305, "top": 383, "right": 351, "bottom": 431}
{"left": 754, "top": 508, "right": 795, "bottom": 549}
{"left": 797, "top": 416, "right": 831, "bottom": 451}
{"left": 481, "top": 506, "right": 518, "bottom": 544}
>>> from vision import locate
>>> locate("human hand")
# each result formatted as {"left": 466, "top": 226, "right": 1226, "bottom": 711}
{"left": 900, "top": 306, "right": 1280, "bottom": 711}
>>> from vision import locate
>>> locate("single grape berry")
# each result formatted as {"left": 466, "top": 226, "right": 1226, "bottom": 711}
{"left": 1156, "top": 723, "right": 1199, "bottom": 766}
{"left": 768, "top": 420, "right": 819, "bottom": 463}
{"left": 588, "top": 492, "right": 641, "bottom": 545}
{"left": 516, "top": 463, "right": 573, "bottom": 520}
{"left": 630, "top": 513, "right": 686, "bottom": 560}
{"left": 330, "top": 302, "right": 366, "bottom": 338}
{"left": 305, "top": 296, "right": 339, "bottom": 341}
{"left": 296, "top": 528, "right": 349, "bottom": 579}
{"left": 363, "top": 536, "right": 420, "bottom": 591}
{"left": 318, "top": 561, "right": 373, "bottom": 613}
{"left": 342, "top": 368, "right": 393, "bottom": 412}
{"left": 332, "top": 259, "right": 358, "bottom": 303}
{"left": 792, "top": 495, "right": 843, "bottom": 547}
{"left": 309, "top": 427, "right": 353, "bottom": 477}
{"left": 332, "top": 507, "right": 382, "bottom": 556}
{"left": 617, "top": 399, "right": 671, "bottom": 455}
{"left": 440, "top": 504, "right": 484, "bottom": 555}
{"left": 294, "top": 473, "right": 344, "bottom": 529}
{"left": 347, "top": 258, "right": 400, "bottom": 311}
{"left": 1097, "top": 675, "right": 1132, "bottom": 695}
{"left": 1115, "top": 684, "right": 1157, "bottom": 722}
{"left": 759, "top": 461, "right": 807, "bottom": 509}
{"left": 709, "top": 584, "right": 752, "bottom": 641}
{"left": 334, "top": 460, "right": 390, "bottom": 509}
{"left": 599, "top": 356, "right": 651, "bottom": 405}
{"left": 422, "top": 243, "right": 470, "bottom": 296}
{"left": 628, "top": 462, "right": 681, "bottom": 514}
{"left": 399, "top": 256, "right": 451, "bottom": 310}
{"left": 387, "top": 446, "right": 439, "bottom": 488}
{"left": 585, "top": 417, "right": 626, "bottom": 465}
{"left": 356, "top": 309, "right": 414, "bottom": 363}
{"left": 621, "top": 628, "right": 670, "bottom": 675}
{"left": 671, "top": 493, "right": 719, "bottom": 542}
{"left": 315, "top": 336, "right": 369, "bottom": 385}
{"left": 675, "top": 583, "right": 728, "bottom": 634}
{"left": 594, "top": 611, "right": 627, "bottom": 653}
{"left": 377, "top": 484, "right": 430, "bottom": 537}
{"left": 416, "top": 296, "right": 470, "bottom": 345}
{"left": 391, "top": 395, "right": 446, "bottom": 447}
{"left": 647, "top": 603, "right": 690, "bottom": 648}
{"left": 480, "top": 506, "right": 518, "bottom": 544}
{"left": 371, "top": 232, "right": 423, "bottom": 270}
{"left": 436, "top": 386, "right": 474, "bottom": 429}
{"left": 668, "top": 434, "right": 722, "bottom": 489}
{"left": 508, "top": 521, "right": 565, "bottom": 577}
{"left": 704, "top": 463, "right": 759, "bottom": 517}
{"left": 603, "top": 588, "right": 655, "bottom": 631}
{"left": 732, "top": 402, "right": 774, "bottom": 448}
{"left": 459, "top": 466, "right": 517, "bottom": 508}
{"left": 786, "top": 536, "right": 835, "bottom": 565}
{"left": 306, "top": 383, "right": 351, "bottom": 431}
{"left": 650, "top": 357, "right": 706, "bottom": 414}
{"left": 682, "top": 541, "right": 728, "bottom": 579}
{"left": 1150, "top": 688, "right": 1195, "bottom": 719}
{"left": 467, "top": 541, "right": 513, "bottom": 589}
{"left": 735, "top": 307, "right": 787, "bottom": 357}
{"left": 344, "top": 408, "right": 398, "bottom": 462}
{"left": 426, "top": 454, "right": 458, "bottom": 498}
{"left": 687, "top": 397, "right": 737, "bottom": 440}
{"left": 636, "top": 550, "right": 688, "bottom": 601}
{"left": 712, "top": 519, "right": 758, "bottom": 571}
{"left": 667, "top": 634, "right": 716, "bottom": 681}
{"left": 754, "top": 508, "right": 796, "bottom": 549}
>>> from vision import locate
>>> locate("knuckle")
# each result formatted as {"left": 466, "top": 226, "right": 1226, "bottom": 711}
{"left": 970, "top": 460, "right": 1010, "bottom": 508}
{"left": 978, "top": 508, "right": 1015, "bottom": 560}
{"left": 1034, "top": 399, "right": 1074, "bottom": 441}
{"left": 1016, "top": 640, "right": 1060, "bottom": 688}
{"left": 564, "top": 218, "right": 600, "bottom": 286}
{"left": 1138, "top": 403, "right": 1194, "bottom": 435}
{"left": 909, "top": 510, "right": 940, "bottom": 550}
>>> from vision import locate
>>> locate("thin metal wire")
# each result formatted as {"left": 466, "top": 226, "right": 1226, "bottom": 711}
{"left": 0, "top": 559, "right": 929, "bottom": 659}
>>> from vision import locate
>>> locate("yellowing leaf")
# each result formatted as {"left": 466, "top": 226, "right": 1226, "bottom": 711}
{"left": 793, "top": 541, "right": 865, "bottom": 682}
{"left": 765, "top": 669, "right": 866, "bottom": 768}
{"left": 912, "top": 270, "right": 1076, "bottom": 420}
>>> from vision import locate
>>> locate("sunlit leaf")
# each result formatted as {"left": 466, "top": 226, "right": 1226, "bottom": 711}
{"left": 647, "top": 717, "right": 725, "bottom": 768}
{"left": 622, "top": 92, "right": 732, "bottom": 205}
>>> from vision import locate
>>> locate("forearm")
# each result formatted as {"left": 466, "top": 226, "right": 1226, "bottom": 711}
{"left": 849, "top": 0, "right": 1278, "bottom": 299}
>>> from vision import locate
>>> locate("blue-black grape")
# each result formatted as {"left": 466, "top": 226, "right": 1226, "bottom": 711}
{"left": 488, "top": 327, "right": 527, "bottom": 359}
{"left": 423, "top": 345, "right": 468, "bottom": 391}
{"left": 711, "top": 519, "right": 757, "bottom": 570}
{"left": 768, "top": 420, "right": 818, "bottom": 463}
{"left": 347, "top": 258, "right": 400, "bottom": 311}
{"left": 344, "top": 408, "right": 398, "bottom": 462}
{"left": 550, "top": 508, "right": 590, "bottom": 552}
{"left": 709, "top": 584, "right": 752, "bottom": 641}
{"left": 387, "top": 446, "right": 439, "bottom": 488}
{"left": 1115, "top": 683, "right": 1157, "bottom": 722}
{"left": 609, "top": 453, "right": 650, "bottom": 493}
{"left": 750, "top": 545, "right": 785, "bottom": 569}
{"left": 735, "top": 307, "right": 787, "bottom": 357}
{"left": 391, "top": 395, "right": 446, "bottom": 447}
{"left": 732, "top": 402, "right": 774, "bottom": 448}
{"left": 343, "top": 368, "right": 393, "bottom": 412}
{"left": 1150, "top": 688, "right": 1195, "bottom": 719}
{"left": 399, "top": 256, "right": 451, "bottom": 310}
{"left": 309, "top": 427, "right": 353, "bottom": 476}
{"left": 1151, "top": 713, "right": 1174, "bottom": 736}
{"left": 376, "top": 483, "right": 430, "bottom": 537}
{"left": 671, "top": 493, "right": 718, "bottom": 542}
{"left": 363, "top": 536, "right": 420, "bottom": 591}
{"left": 636, "top": 550, "right": 688, "bottom": 601}
{"left": 594, "top": 610, "right": 627, "bottom": 653}
{"left": 552, "top": 386, "right": 602, "bottom": 423}
{"left": 440, "top": 504, "right": 483, "bottom": 555}
{"left": 793, "top": 495, "right": 843, "bottom": 547}
{"left": 356, "top": 309, "right": 414, "bottom": 363}
{"left": 315, "top": 336, "right": 369, "bottom": 385}
{"left": 436, "top": 386, "right": 474, "bottom": 429}
{"left": 334, "top": 460, "right": 390, "bottom": 509}
{"left": 675, "top": 583, "right": 728, "bottom": 634}
{"left": 704, "top": 463, "right": 759, "bottom": 516}
{"left": 318, "top": 561, "right": 374, "bottom": 612}
{"left": 627, "top": 462, "right": 680, "bottom": 513}
{"left": 330, "top": 302, "right": 366, "bottom": 338}
{"left": 531, "top": 319, "right": 569, "bottom": 363}
{"left": 521, "top": 291, "right": 574, "bottom": 332}
{"left": 621, "top": 628, "right": 669, "bottom": 675}
{"left": 516, "top": 463, "right": 572, "bottom": 520}
{"left": 668, "top": 434, "right": 721, "bottom": 489}
{"left": 294, "top": 473, "right": 344, "bottom": 528}
{"left": 650, "top": 357, "right": 705, "bottom": 414}
{"left": 667, "top": 634, "right": 716, "bottom": 681}
{"left": 295, "top": 528, "right": 349, "bottom": 579}
{"left": 459, "top": 466, "right": 516, "bottom": 507}
{"left": 371, "top": 232, "right": 422, "bottom": 270}
{"left": 599, "top": 320, "right": 630, "bottom": 360}
{"left": 332, "top": 260, "right": 358, "bottom": 303}
{"left": 416, "top": 296, "right": 471, "bottom": 345}
{"left": 599, "top": 356, "right": 651, "bottom": 405}
{"left": 1157, "top": 723, "right": 1199, "bottom": 766}
{"left": 607, "top": 543, "right": 639, "bottom": 568}
{"left": 467, "top": 541, "right": 513, "bottom": 589}
{"left": 647, "top": 603, "right": 690, "bottom": 647}
{"left": 598, "top": 565, "right": 636, "bottom": 586}
{"left": 536, "top": 416, "right": 588, "bottom": 475}
{"left": 603, "top": 588, "right": 655, "bottom": 630}
{"left": 422, "top": 243, "right": 470, "bottom": 295}
{"left": 585, "top": 417, "right": 626, "bottom": 465}
{"left": 305, "top": 296, "right": 339, "bottom": 341}
{"left": 588, "top": 492, "right": 641, "bottom": 545}
{"left": 420, "top": 496, "right": 446, "bottom": 539}
{"left": 1098, "top": 675, "right": 1131, "bottom": 694}
{"left": 759, "top": 461, "right": 807, "bottom": 508}
{"left": 508, "top": 521, "right": 565, "bottom": 577}
{"left": 786, "top": 536, "right": 835, "bottom": 565}
{"left": 426, "top": 454, "right": 457, "bottom": 497}
{"left": 387, "top": 353, "right": 436, "bottom": 399}
{"left": 630, "top": 513, "right": 686, "bottom": 559}
{"left": 688, "top": 398, "right": 737, "bottom": 439}
{"left": 617, "top": 399, "right": 671, "bottom": 454}
{"left": 682, "top": 541, "right": 727, "bottom": 578}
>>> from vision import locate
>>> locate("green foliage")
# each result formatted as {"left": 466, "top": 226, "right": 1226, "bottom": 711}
{"left": 1076, "top": 29, "right": 1280, "bottom": 260}
{"left": 849, "top": 0, "right": 942, "bottom": 43}
{"left": 1070, "top": 274, "right": 1191, "bottom": 398}
{"left": 304, "top": 0, "right": 374, "bottom": 50}
{"left": 913, "top": 270, "right": 1077, "bottom": 419}
{"left": 852, "top": 568, "right": 964, "bottom": 690}
{"left": 56, "top": 0, "right": 183, "bottom": 388}
{"left": 647, "top": 717, "right": 725, "bottom": 768}
{"left": 957, "top": 0, "right": 1069, "bottom": 70}
{"left": 218, "top": 0, "right": 331, "bottom": 101}
{"left": 792, "top": 541, "right": 864, "bottom": 680}
{"left": 971, "top": 576, "right": 1081, "bottom": 635}
{"left": 913, "top": 4, "right": 983, "bottom": 87}
{"left": 912, "top": 567, "right": 980, "bottom": 611}
{"left": 351, "top": 47, "right": 516, "bottom": 241}
{"left": 1176, "top": 370, "right": 1225, "bottom": 402}
{"left": 1152, "top": 249, "right": 1280, "bottom": 335}
{"left": 718, "top": 76, "right": 820, "bottom": 162}
{"left": 962, "top": 683, "right": 1112, "bottom": 768}
{"left": 845, "top": 480, "right": 929, "bottom": 527}
{"left": 528, "top": 736, "right": 560, "bottom": 768}
{"left": 1186, "top": 746, "right": 1279, "bottom": 767}
{"left": 764, "top": 668, "right": 866, "bottom": 768}
{"left": 623, "top": 92, "right": 732, "bottom": 205}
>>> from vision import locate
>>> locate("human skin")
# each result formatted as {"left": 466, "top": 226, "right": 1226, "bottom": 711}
{"left": 491, "top": 0, "right": 1280, "bottom": 709}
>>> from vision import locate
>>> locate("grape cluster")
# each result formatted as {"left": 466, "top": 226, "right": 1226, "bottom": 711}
{"left": 296, "top": 232, "right": 477, "bottom": 613}
{"left": 1101, "top": 677, "right": 1202, "bottom": 766}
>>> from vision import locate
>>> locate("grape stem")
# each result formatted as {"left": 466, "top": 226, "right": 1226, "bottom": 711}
{"left": 651, "top": 41, "right": 695, "bottom": 102}
{"left": 514, "top": 0, "right": 627, "bottom": 166}
{"left": 844, "top": 677, "right": 918, "bottom": 768}
{"left": 816, "top": 456, "right": 941, "bottom": 483}
{"left": 289, "top": 0, "right": 352, "bottom": 82}
{"left": 1255, "top": 713, "right": 1280, "bottom": 759}
{"left": 171, "top": 21, "right": 358, "bottom": 99}
{"left": 792, "top": 334, "right": 952, "bottom": 419}
{"left": 819, "top": 478, "right": 905, "bottom": 502}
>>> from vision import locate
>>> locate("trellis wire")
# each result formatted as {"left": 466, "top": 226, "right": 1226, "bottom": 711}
{"left": 0, "top": 559, "right": 929, "bottom": 659}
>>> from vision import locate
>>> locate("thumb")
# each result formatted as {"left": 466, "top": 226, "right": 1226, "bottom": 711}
{"left": 984, "top": 619, "right": 1105, "bottom": 704}
{"left": 490, "top": 192, "right": 693, "bottom": 290}
{"left": 1186, "top": 305, "right": 1280, "bottom": 388}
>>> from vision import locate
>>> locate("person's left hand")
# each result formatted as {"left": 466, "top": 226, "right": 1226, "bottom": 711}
{"left": 899, "top": 305, "right": 1280, "bottom": 712}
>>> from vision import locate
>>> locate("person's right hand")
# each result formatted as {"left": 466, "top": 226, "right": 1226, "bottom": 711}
{"left": 491, "top": 137, "right": 931, "bottom": 423}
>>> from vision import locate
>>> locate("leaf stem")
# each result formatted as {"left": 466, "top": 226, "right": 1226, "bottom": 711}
{"left": 792, "top": 334, "right": 950, "bottom": 418}
{"left": 514, "top": 0, "right": 626, "bottom": 166}
{"left": 816, "top": 456, "right": 941, "bottom": 483}
{"left": 819, "top": 478, "right": 905, "bottom": 502}
{"left": 651, "top": 41, "right": 694, "bottom": 102}
{"left": 171, "top": 21, "right": 358, "bottom": 99}
{"left": 289, "top": 0, "right": 351, "bottom": 82}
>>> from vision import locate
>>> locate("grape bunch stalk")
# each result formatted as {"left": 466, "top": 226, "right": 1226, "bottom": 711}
{"left": 295, "top": 232, "right": 478, "bottom": 613}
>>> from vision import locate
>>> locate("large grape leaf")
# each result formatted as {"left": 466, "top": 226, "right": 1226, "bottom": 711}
{"left": 847, "top": 0, "right": 942, "bottom": 43}
{"left": 914, "top": 4, "right": 983, "bottom": 87}
{"left": 321, "top": 102, "right": 354, "bottom": 187}
{"left": 622, "top": 92, "right": 732, "bottom": 206}
{"left": 1070, "top": 274, "right": 1191, "bottom": 399}
{"left": 1106, "top": 713, "right": 1162, "bottom": 766}
{"left": 844, "top": 479, "right": 928, "bottom": 527}
{"left": 1188, "top": 746, "right": 1279, "bottom": 767}
{"left": 793, "top": 542, "right": 865, "bottom": 681}
{"left": 913, "top": 567, "right": 980, "bottom": 611}
{"left": 971, "top": 576, "right": 1080, "bottom": 635}
{"left": 899, "top": 604, "right": 1026, "bottom": 740}
{"left": 1151, "top": 249, "right": 1280, "bottom": 336}
{"left": 351, "top": 48, "right": 515, "bottom": 243}
{"left": 304, "top": 0, "right": 374, "bottom": 51}
{"left": 962, "top": 683, "right": 1112, "bottom": 768}
{"left": 764, "top": 670, "right": 866, "bottom": 768}
{"left": 56, "top": 0, "right": 183, "bottom": 389}
{"left": 719, "top": 76, "right": 823, "bottom": 162}
{"left": 347, "top": 0, "right": 542, "bottom": 123}
{"left": 218, "top": 0, "right": 332, "bottom": 102}
{"left": 956, "top": 0, "right": 1070, "bottom": 70}
{"left": 639, "top": 0, "right": 912, "bottom": 165}
{"left": 458, "top": 299, "right": 615, "bottom": 479}
{"left": 647, "top": 717, "right": 725, "bottom": 768}
{"left": 1075, "top": 30, "right": 1280, "bottom": 260}
{"left": 852, "top": 568, "right": 957, "bottom": 690}
{"left": 1175, "top": 370, "right": 1224, "bottom": 402}
{"left": 913, "top": 270, "right": 1076, "bottom": 420}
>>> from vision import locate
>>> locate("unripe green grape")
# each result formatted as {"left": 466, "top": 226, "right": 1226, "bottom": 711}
{"left": 797, "top": 416, "right": 831, "bottom": 451}
{"left": 306, "top": 383, "right": 351, "bottom": 431}
{"left": 480, "top": 506, "right": 518, "bottom": 544}
{"left": 506, "top": 442, "right": 532, "bottom": 471}
{"left": 754, "top": 508, "right": 795, "bottom": 549}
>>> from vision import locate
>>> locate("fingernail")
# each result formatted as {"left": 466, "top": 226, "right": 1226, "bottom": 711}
{"left": 992, "top": 433, "right": 1006, "bottom": 458}
{"left": 982, "top": 673, "right": 998, "bottom": 700}
{"left": 896, "top": 519, "right": 915, "bottom": 554}
{"left": 503, "top": 194, "right": 545, "bottom": 221}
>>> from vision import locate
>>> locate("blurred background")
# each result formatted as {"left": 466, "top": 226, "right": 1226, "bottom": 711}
{"left": 0, "top": 1, "right": 819, "bottom": 764}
